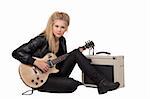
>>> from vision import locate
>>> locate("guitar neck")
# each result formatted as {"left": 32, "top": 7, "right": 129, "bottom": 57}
{"left": 47, "top": 40, "right": 94, "bottom": 66}
{"left": 51, "top": 54, "right": 69, "bottom": 65}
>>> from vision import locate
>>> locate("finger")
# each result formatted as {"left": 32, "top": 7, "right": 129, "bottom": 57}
{"left": 40, "top": 65, "right": 47, "bottom": 72}
{"left": 45, "top": 64, "right": 49, "bottom": 68}
{"left": 43, "top": 65, "right": 49, "bottom": 72}
{"left": 42, "top": 68, "right": 47, "bottom": 73}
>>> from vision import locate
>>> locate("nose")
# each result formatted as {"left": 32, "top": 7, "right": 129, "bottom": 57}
{"left": 57, "top": 27, "right": 61, "bottom": 32}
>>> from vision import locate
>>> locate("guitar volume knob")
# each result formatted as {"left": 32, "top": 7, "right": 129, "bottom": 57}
{"left": 35, "top": 82, "right": 38, "bottom": 85}
{"left": 41, "top": 80, "right": 43, "bottom": 83}
{"left": 37, "top": 77, "right": 39, "bottom": 80}
{"left": 31, "top": 79, "right": 34, "bottom": 82}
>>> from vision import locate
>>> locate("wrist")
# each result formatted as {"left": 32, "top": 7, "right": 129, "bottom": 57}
{"left": 33, "top": 59, "right": 38, "bottom": 66}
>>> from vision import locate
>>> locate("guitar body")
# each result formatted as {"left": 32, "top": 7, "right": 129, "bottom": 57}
{"left": 19, "top": 53, "right": 59, "bottom": 88}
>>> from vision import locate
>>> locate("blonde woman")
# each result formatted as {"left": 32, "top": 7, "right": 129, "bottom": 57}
{"left": 12, "top": 11, "right": 120, "bottom": 94}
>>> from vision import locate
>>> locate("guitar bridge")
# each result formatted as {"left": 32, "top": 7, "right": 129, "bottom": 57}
{"left": 32, "top": 67, "right": 38, "bottom": 74}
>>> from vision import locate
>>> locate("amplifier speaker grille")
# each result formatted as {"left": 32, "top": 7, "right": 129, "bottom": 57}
{"left": 83, "top": 65, "right": 114, "bottom": 87}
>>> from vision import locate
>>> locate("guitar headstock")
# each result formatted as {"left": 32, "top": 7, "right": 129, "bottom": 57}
{"left": 84, "top": 40, "right": 95, "bottom": 49}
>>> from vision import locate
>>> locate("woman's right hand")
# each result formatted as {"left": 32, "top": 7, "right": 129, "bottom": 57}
{"left": 33, "top": 60, "right": 49, "bottom": 73}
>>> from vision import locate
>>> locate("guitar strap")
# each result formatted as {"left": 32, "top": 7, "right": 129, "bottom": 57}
{"left": 22, "top": 88, "right": 34, "bottom": 95}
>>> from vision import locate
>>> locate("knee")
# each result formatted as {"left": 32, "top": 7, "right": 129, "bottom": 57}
{"left": 71, "top": 49, "right": 81, "bottom": 55}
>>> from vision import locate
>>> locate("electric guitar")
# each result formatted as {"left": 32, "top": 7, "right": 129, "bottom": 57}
{"left": 19, "top": 41, "right": 94, "bottom": 88}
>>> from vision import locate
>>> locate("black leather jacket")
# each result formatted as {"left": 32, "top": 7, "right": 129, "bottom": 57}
{"left": 12, "top": 33, "right": 67, "bottom": 65}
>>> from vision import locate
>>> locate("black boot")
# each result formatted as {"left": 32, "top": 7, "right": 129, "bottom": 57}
{"left": 97, "top": 79, "right": 120, "bottom": 94}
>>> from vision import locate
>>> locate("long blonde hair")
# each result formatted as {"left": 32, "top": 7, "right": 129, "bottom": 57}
{"left": 43, "top": 11, "right": 70, "bottom": 53}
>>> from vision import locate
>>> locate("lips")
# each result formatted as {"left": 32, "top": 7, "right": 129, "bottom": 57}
{"left": 56, "top": 33, "right": 62, "bottom": 35}
{"left": 55, "top": 33, "right": 62, "bottom": 37}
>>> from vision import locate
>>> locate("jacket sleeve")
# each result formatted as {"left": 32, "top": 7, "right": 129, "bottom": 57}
{"left": 12, "top": 35, "right": 44, "bottom": 65}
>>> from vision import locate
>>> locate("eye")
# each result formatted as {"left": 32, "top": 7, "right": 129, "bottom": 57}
{"left": 61, "top": 26, "right": 65, "bottom": 29}
{"left": 55, "top": 25, "right": 59, "bottom": 28}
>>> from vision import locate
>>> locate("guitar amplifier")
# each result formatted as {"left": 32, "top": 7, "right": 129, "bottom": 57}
{"left": 82, "top": 55, "right": 124, "bottom": 88}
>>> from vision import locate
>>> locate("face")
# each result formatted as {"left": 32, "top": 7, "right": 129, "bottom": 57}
{"left": 52, "top": 19, "right": 68, "bottom": 38}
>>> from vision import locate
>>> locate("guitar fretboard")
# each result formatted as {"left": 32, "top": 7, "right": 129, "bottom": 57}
{"left": 48, "top": 54, "right": 69, "bottom": 66}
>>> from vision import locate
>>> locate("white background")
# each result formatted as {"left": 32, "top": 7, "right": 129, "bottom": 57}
{"left": 0, "top": 0, "right": 150, "bottom": 98}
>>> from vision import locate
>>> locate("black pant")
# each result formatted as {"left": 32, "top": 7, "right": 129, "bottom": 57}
{"left": 58, "top": 49, "right": 105, "bottom": 83}
{"left": 38, "top": 49, "right": 105, "bottom": 92}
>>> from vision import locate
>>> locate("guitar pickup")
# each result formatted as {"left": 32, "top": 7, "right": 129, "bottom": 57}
{"left": 47, "top": 60, "right": 54, "bottom": 68}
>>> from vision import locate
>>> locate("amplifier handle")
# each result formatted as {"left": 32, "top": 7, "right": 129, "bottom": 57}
{"left": 96, "top": 51, "right": 111, "bottom": 55}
